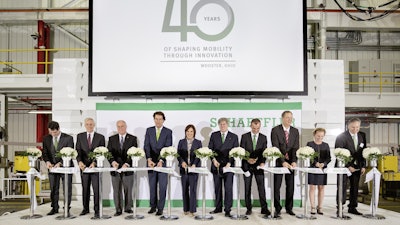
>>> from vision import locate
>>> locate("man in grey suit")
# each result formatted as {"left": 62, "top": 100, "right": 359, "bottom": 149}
{"left": 209, "top": 117, "right": 239, "bottom": 217}
{"left": 42, "top": 121, "right": 74, "bottom": 216}
{"left": 107, "top": 120, "right": 137, "bottom": 216}
{"left": 271, "top": 111, "right": 299, "bottom": 217}
{"left": 76, "top": 117, "right": 105, "bottom": 218}
{"left": 240, "top": 118, "right": 270, "bottom": 216}
{"left": 335, "top": 117, "right": 366, "bottom": 216}
{"left": 145, "top": 111, "right": 173, "bottom": 216}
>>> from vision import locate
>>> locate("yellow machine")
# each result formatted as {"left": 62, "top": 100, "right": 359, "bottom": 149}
{"left": 14, "top": 156, "right": 30, "bottom": 172}
{"left": 378, "top": 155, "right": 400, "bottom": 199}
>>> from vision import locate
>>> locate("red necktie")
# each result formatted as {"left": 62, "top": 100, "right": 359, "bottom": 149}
{"left": 284, "top": 130, "right": 289, "bottom": 160}
{"left": 88, "top": 133, "right": 92, "bottom": 149}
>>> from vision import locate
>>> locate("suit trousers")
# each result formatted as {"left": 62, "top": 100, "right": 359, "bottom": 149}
{"left": 243, "top": 172, "right": 268, "bottom": 211}
{"left": 336, "top": 170, "right": 361, "bottom": 209}
{"left": 81, "top": 172, "right": 99, "bottom": 213}
{"left": 213, "top": 172, "right": 233, "bottom": 212}
{"left": 181, "top": 172, "right": 198, "bottom": 213}
{"left": 148, "top": 170, "right": 167, "bottom": 210}
{"left": 274, "top": 171, "right": 295, "bottom": 212}
{"left": 49, "top": 173, "right": 72, "bottom": 211}
{"left": 111, "top": 173, "right": 133, "bottom": 212}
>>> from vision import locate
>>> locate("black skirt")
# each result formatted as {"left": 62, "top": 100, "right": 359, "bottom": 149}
{"left": 308, "top": 173, "right": 327, "bottom": 185}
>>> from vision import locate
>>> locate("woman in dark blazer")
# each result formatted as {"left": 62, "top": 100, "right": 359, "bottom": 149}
{"left": 177, "top": 124, "right": 202, "bottom": 216}
{"left": 307, "top": 128, "right": 331, "bottom": 215}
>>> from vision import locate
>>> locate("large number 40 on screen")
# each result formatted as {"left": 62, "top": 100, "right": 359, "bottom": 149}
{"left": 162, "top": 0, "right": 234, "bottom": 42}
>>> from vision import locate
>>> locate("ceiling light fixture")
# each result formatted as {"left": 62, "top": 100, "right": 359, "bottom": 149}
{"left": 376, "top": 115, "right": 400, "bottom": 119}
{"left": 28, "top": 110, "right": 52, "bottom": 114}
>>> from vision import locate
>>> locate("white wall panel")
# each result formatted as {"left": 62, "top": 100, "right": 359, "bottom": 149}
{"left": 370, "top": 123, "right": 398, "bottom": 154}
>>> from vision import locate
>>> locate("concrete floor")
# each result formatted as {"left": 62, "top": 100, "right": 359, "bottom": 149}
{"left": 0, "top": 197, "right": 399, "bottom": 225}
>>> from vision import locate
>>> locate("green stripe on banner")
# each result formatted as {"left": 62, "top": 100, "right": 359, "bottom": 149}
{"left": 102, "top": 199, "right": 302, "bottom": 208}
{"left": 96, "top": 102, "right": 302, "bottom": 111}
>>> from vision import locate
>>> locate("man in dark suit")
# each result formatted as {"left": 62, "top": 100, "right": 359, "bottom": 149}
{"left": 335, "top": 117, "right": 366, "bottom": 216}
{"left": 271, "top": 111, "right": 299, "bottom": 217}
{"left": 144, "top": 111, "right": 173, "bottom": 216}
{"left": 76, "top": 118, "right": 106, "bottom": 218}
{"left": 240, "top": 118, "right": 270, "bottom": 216}
{"left": 107, "top": 120, "right": 137, "bottom": 216}
{"left": 209, "top": 117, "right": 239, "bottom": 217}
{"left": 42, "top": 121, "right": 74, "bottom": 216}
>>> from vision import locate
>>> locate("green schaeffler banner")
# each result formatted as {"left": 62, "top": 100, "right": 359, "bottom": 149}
{"left": 96, "top": 102, "right": 302, "bottom": 207}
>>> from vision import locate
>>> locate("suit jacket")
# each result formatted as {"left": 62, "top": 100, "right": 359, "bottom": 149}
{"left": 42, "top": 132, "right": 74, "bottom": 166}
{"left": 76, "top": 132, "right": 106, "bottom": 167}
{"left": 107, "top": 133, "right": 137, "bottom": 176}
{"left": 306, "top": 141, "right": 331, "bottom": 168}
{"left": 177, "top": 138, "right": 202, "bottom": 174}
{"left": 208, "top": 131, "right": 239, "bottom": 174}
{"left": 240, "top": 132, "right": 267, "bottom": 174}
{"left": 334, "top": 131, "right": 366, "bottom": 168}
{"left": 271, "top": 124, "right": 299, "bottom": 166}
{"left": 144, "top": 126, "right": 173, "bottom": 162}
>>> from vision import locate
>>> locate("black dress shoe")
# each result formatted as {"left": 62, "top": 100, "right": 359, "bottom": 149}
{"left": 261, "top": 209, "right": 271, "bottom": 216}
{"left": 79, "top": 210, "right": 89, "bottom": 216}
{"left": 92, "top": 214, "right": 100, "bottom": 219}
{"left": 225, "top": 211, "right": 231, "bottom": 217}
{"left": 209, "top": 209, "right": 222, "bottom": 214}
{"left": 245, "top": 210, "right": 252, "bottom": 215}
{"left": 348, "top": 208, "right": 362, "bottom": 215}
{"left": 155, "top": 210, "right": 163, "bottom": 216}
{"left": 114, "top": 211, "right": 122, "bottom": 216}
{"left": 286, "top": 210, "right": 295, "bottom": 216}
{"left": 125, "top": 209, "right": 133, "bottom": 213}
{"left": 47, "top": 209, "right": 58, "bottom": 215}
{"left": 148, "top": 207, "right": 156, "bottom": 214}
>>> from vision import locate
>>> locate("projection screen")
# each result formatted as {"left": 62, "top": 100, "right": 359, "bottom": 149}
{"left": 89, "top": 0, "right": 307, "bottom": 97}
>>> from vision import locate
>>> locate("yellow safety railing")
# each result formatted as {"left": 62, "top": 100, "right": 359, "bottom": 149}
{"left": 0, "top": 48, "right": 88, "bottom": 75}
{"left": 345, "top": 71, "right": 400, "bottom": 93}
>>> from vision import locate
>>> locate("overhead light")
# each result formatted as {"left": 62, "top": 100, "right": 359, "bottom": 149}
{"left": 28, "top": 110, "right": 52, "bottom": 114}
{"left": 376, "top": 115, "right": 400, "bottom": 119}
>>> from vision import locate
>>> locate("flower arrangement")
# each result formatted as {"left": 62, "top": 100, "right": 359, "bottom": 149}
{"left": 194, "top": 147, "right": 217, "bottom": 159}
{"left": 89, "top": 146, "right": 112, "bottom": 159}
{"left": 263, "top": 147, "right": 283, "bottom": 158}
{"left": 56, "top": 147, "right": 78, "bottom": 159}
{"left": 296, "top": 146, "right": 319, "bottom": 159}
{"left": 26, "top": 147, "right": 42, "bottom": 157}
{"left": 160, "top": 146, "right": 179, "bottom": 158}
{"left": 229, "top": 147, "right": 250, "bottom": 160}
{"left": 127, "top": 147, "right": 146, "bottom": 158}
{"left": 333, "top": 148, "right": 352, "bottom": 163}
{"left": 362, "top": 147, "right": 382, "bottom": 160}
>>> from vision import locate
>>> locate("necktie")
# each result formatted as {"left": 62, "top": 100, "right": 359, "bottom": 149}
{"left": 120, "top": 136, "right": 124, "bottom": 150}
{"left": 352, "top": 135, "right": 358, "bottom": 150}
{"left": 54, "top": 137, "right": 58, "bottom": 150}
{"left": 284, "top": 130, "right": 289, "bottom": 144}
{"left": 221, "top": 132, "right": 225, "bottom": 144}
{"left": 87, "top": 133, "right": 92, "bottom": 149}
{"left": 284, "top": 131, "right": 289, "bottom": 160}
{"left": 252, "top": 134, "right": 257, "bottom": 150}
{"left": 156, "top": 128, "right": 161, "bottom": 141}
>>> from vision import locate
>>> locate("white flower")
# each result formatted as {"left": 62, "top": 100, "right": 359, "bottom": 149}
{"left": 362, "top": 147, "right": 382, "bottom": 160}
{"left": 194, "top": 147, "right": 215, "bottom": 159}
{"left": 160, "top": 146, "right": 178, "bottom": 158}
{"left": 296, "top": 146, "right": 317, "bottom": 159}
{"left": 127, "top": 147, "right": 145, "bottom": 158}
{"left": 229, "top": 147, "right": 249, "bottom": 159}
{"left": 333, "top": 148, "right": 352, "bottom": 163}
{"left": 26, "top": 147, "right": 42, "bottom": 157}
{"left": 263, "top": 147, "right": 283, "bottom": 158}
{"left": 93, "top": 146, "right": 109, "bottom": 154}
{"left": 58, "top": 147, "right": 78, "bottom": 159}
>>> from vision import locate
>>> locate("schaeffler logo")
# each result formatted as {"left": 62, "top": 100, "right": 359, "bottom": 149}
{"left": 162, "top": 0, "right": 234, "bottom": 42}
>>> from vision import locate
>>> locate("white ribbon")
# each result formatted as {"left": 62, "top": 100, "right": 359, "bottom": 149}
{"left": 365, "top": 167, "right": 381, "bottom": 213}
{"left": 223, "top": 167, "right": 251, "bottom": 177}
